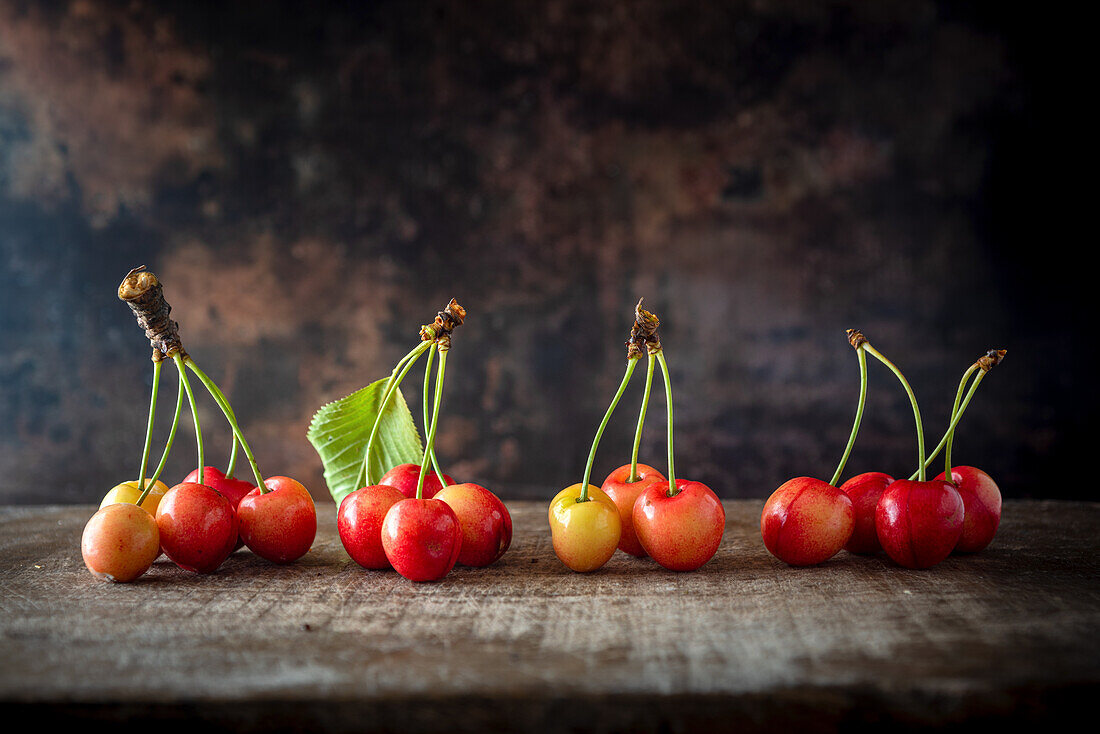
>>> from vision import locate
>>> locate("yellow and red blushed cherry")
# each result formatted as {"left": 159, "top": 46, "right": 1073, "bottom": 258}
{"left": 549, "top": 484, "right": 621, "bottom": 573}
{"left": 237, "top": 476, "right": 317, "bottom": 564}
{"left": 435, "top": 483, "right": 512, "bottom": 567}
{"left": 633, "top": 479, "right": 725, "bottom": 571}
{"left": 600, "top": 463, "right": 665, "bottom": 557}
{"left": 382, "top": 497, "right": 463, "bottom": 581}
{"left": 761, "top": 477, "right": 855, "bottom": 566}
{"left": 379, "top": 463, "right": 455, "bottom": 499}
{"left": 875, "top": 478, "right": 964, "bottom": 569}
{"left": 156, "top": 482, "right": 239, "bottom": 573}
{"left": 338, "top": 484, "right": 406, "bottom": 569}
{"left": 82, "top": 503, "right": 161, "bottom": 582}
{"left": 100, "top": 479, "right": 171, "bottom": 516}
{"left": 839, "top": 471, "right": 894, "bottom": 554}
{"left": 935, "top": 466, "right": 1001, "bottom": 553}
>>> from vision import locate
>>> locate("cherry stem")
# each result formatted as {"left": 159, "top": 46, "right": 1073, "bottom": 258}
{"left": 184, "top": 357, "right": 266, "bottom": 491}
{"left": 628, "top": 353, "right": 656, "bottom": 483}
{"left": 909, "top": 367, "right": 986, "bottom": 481}
{"left": 173, "top": 353, "right": 204, "bottom": 480}
{"left": 135, "top": 371, "right": 184, "bottom": 507}
{"left": 863, "top": 344, "right": 926, "bottom": 481}
{"left": 422, "top": 344, "right": 447, "bottom": 482}
{"left": 358, "top": 341, "right": 432, "bottom": 488}
{"left": 415, "top": 349, "right": 448, "bottom": 500}
{"left": 136, "top": 359, "right": 163, "bottom": 494}
{"left": 829, "top": 346, "right": 868, "bottom": 487}
{"left": 226, "top": 434, "right": 239, "bottom": 479}
{"left": 656, "top": 351, "right": 678, "bottom": 496}
{"left": 579, "top": 358, "right": 639, "bottom": 502}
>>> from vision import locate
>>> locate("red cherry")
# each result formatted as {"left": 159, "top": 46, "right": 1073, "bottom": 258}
{"left": 381, "top": 498, "right": 463, "bottom": 581}
{"left": 156, "top": 482, "right": 238, "bottom": 573}
{"left": 761, "top": 477, "right": 855, "bottom": 566}
{"left": 337, "top": 485, "right": 406, "bottom": 569}
{"left": 600, "top": 463, "right": 666, "bottom": 557}
{"left": 875, "top": 479, "right": 964, "bottom": 569}
{"left": 839, "top": 472, "right": 894, "bottom": 554}
{"left": 378, "top": 463, "right": 456, "bottom": 499}
{"left": 237, "top": 477, "right": 317, "bottom": 564}
{"left": 434, "top": 483, "right": 513, "bottom": 567}
{"left": 935, "top": 466, "right": 1001, "bottom": 553}
{"left": 632, "top": 479, "right": 725, "bottom": 571}
{"left": 184, "top": 466, "right": 255, "bottom": 509}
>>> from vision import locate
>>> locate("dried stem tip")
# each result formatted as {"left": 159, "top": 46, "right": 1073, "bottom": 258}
{"left": 420, "top": 299, "right": 467, "bottom": 350}
{"left": 976, "top": 349, "right": 1007, "bottom": 372}
{"left": 627, "top": 299, "right": 662, "bottom": 358}
{"left": 846, "top": 329, "right": 868, "bottom": 349}
{"left": 118, "top": 266, "right": 184, "bottom": 361}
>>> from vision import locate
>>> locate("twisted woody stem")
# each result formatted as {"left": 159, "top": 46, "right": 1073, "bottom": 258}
{"left": 829, "top": 330, "right": 869, "bottom": 487}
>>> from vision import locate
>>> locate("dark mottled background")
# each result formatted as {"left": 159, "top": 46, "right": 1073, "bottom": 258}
{"left": 0, "top": 1, "right": 1088, "bottom": 504}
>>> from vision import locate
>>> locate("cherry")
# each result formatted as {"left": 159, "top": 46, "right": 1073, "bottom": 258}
{"left": 876, "top": 478, "right": 964, "bottom": 568}
{"left": 838, "top": 471, "right": 894, "bottom": 554}
{"left": 379, "top": 463, "right": 456, "bottom": 499}
{"left": 761, "top": 478, "right": 855, "bottom": 566}
{"left": 237, "top": 476, "right": 317, "bottom": 564}
{"left": 601, "top": 463, "right": 665, "bottom": 557}
{"left": 156, "top": 482, "right": 239, "bottom": 573}
{"left": 936, "top": 466, "right": 1001, "bottom": 553}
{"left": 634, "top": 479, "right": 725, "bottom": 571}
{"left": 435, "top": 482, "right": 513, "bottom": 567}
{"left": 549, "top": 484, "right": 622, "bottom": 573}
{"left": 100, "top": 479, "right": 171, "bottom": 516}
{"left": 183, "top": 466, "right": 254, "bottom": 510}
{"left": 338, "top": 484, "right": 407, "bottom": 569}
{"left": 82, "top": 503, "right": 161, "bottom": 582}
{"left": 382, "top": 498, "right": 463, "bottom": 581}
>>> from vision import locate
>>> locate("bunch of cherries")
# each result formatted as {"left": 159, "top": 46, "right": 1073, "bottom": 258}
{"left": 550, "top": 301, "right": 725, "bottom": 573}
{"left": 337, "top": 300, "right": 512, "bottom": 582}
{"left": 81, "top": 268, "right": 317, "bottom": 582}
{"left": 761, "top": 329, "right": 1006, "bottom": 569}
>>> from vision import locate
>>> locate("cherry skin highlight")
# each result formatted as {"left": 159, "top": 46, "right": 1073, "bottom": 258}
{"left": 156, "top": 482, "right": 238, "bottom": 573}
{"left": 382, "top": 498, "right": 463, "bottom": 581}
{"left": 338, "top": 485, "right": 406, "bottom": 569}
{"left": 633, "top": 479, "right": 725, "bottom": 571}
{"left": 548, "top": 484, "right": 621, "bottom": 573}
{"left": 600, "top": 463, "right": 665, "bottom": 557}
{"left": 434, "top": 483, "right": 513, "bottom": 567}
{"left": 237, "top": 477, "right": 317, "bottom": 564}
{"left": 761, "top": 477, "right": 855, "bottom": 566}
{"left": 378, "top": 463, "right": 456, "bottom": 499}
{"left": 935, "top": 466, "right": 1001, "bottom": 553}
{"left": 839, "top": 472, "right": 894, "bottom": 554}
{"left": 875, "top": 479, "right": 964, "bottom": 569}
{"left": 82, "top": 503, "right": 161, "bottom": 582}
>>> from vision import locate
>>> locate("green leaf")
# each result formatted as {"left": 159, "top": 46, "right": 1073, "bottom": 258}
{"left": 307, "top": 378, "right": 423, "bottom": 505}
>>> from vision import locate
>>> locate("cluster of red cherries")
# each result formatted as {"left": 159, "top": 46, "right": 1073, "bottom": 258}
{"left": 336, "top": 300, "right": 512, "bottom": 582}
{"left": 761, "top": 329, "right": 1006, "bottom": 569}
{"left": 81, "top": 268, "right": 317, "bottom": 582}
{"left": 550, "top": 302, "right": 725, "bottom": 573}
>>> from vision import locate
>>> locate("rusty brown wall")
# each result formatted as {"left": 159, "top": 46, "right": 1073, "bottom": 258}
{"left": 0, "top": 1, "right": 1088, "bottom": 504}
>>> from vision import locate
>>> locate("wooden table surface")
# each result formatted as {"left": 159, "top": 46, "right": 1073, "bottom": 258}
{"left": 2, "top": 500, "right": 1098, "bottom": 732}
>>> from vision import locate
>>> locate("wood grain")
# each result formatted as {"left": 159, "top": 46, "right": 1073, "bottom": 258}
{"left": 2, "top": 501, "right": 1097, "bottom": 732}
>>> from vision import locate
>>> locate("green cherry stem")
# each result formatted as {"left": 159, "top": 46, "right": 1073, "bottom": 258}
{"left": 909, "top": 368, "right": 987, "bottom": 481}
{"left": 422, "top": 344, "right": 446, "bottom": 481}
{"left": 828, "top": 346, "right": 868, "bottom": 487}
{"left": 863, "top": 344, "right": 926, "bottom": 481}
{"left": 579, "top": 358, "right": 639, "bottom": 502}
{"left": 415, "top": 349, "right": 448, "bottom": 500}
{"left": 226, "top": 434, "right": 239, "bottom": 479}
{"left": 358, "top": 341, "right": 432, "bottom": 488}
{"left": 184, "top": 357, "right": 266, "bottom": 491}
{"left": 173, "top": 352, "right": 204, "bottom": 480}
{"left": 135, "top": 371, "right": 184, "bottom": 506}
{"left": 655, "top": 351, "right": 678, "bottom": 496}
{"left": 136, "top": 359, "right": 163, "bottom": 494}
{"left": 628, "top": 353, "right": 656, "bottom": 483}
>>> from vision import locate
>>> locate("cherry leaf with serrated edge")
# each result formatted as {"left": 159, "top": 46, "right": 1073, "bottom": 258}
{"left": 307, "top": 379, "right": 423, "bottom": 505}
